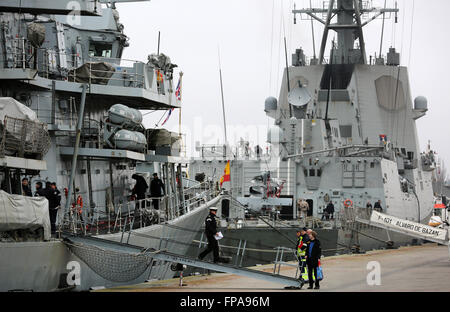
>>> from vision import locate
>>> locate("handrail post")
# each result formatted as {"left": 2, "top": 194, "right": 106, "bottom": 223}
{"left": 64, "top": 84, "right": 88, "bottom": 223}
{"left": 107, "top": 204, "right": 111, "bottom": 234}
{"left": 140, "top": 199, "right": 143, "bottom": 228}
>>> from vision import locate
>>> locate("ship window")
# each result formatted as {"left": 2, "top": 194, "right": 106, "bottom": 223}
{"left": 89, "top": 43, "right": 113, "bottom": 58}
{"left": 370, "top": 162, "right": 375, "bottom": 168}
{"left": 304, "top": 169, "right": 308, "bottom": 177}
{"left": 317, "top": 169, "right": 322, "bottom": 177}
{"left": 309, "top": 169, "right": 315, "bottom": 177}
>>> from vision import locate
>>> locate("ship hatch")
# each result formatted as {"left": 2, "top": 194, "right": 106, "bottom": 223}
{"left": 306, "top": 199, "right": 313, "bottom": 217}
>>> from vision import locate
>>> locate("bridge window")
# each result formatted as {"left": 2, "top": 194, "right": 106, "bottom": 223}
{"left": 89, "top": 43, "right": 113, "bottom": 58}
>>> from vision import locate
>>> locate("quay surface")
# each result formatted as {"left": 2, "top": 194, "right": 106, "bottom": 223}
{"left": 95, "top": 244, "right": 450, "bottom": 292}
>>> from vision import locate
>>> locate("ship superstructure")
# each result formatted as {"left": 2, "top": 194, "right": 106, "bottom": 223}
{"left": 189, "top": 0, "right": 437, "bottom": 261}
{"left": 0, "top": 0, "right": 220, "bottom": 291}
{"left": 263, "top": 0, "right": 435, "bottom": 223}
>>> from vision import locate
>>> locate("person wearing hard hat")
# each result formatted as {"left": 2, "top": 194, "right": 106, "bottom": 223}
{"left": 198, "top": 207, "right": 221, "bottom": 263}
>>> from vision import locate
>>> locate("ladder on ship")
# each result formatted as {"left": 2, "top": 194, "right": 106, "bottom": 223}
{"left": 63, "top": 234, "right": 303, "bottom": 288}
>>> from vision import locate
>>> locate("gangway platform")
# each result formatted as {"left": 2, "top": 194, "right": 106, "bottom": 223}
{"left": 63, "top": 234, "right": 303, "bottom": 288}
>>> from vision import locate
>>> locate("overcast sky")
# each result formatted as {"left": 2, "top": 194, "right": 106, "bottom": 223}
{"left": 115, "top": 0, "right": 449, "bottom": 172}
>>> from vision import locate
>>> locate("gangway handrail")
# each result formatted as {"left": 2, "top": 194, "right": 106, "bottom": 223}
{"left": 63, "top": 234, "right": 303, "bottom": 288}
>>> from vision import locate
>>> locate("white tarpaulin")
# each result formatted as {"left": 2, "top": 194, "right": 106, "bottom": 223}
{"left": 0, "top": 97, "right": 37, "bottom": 122}
{"left": 370, "top": 211, "right": 448, "bottom": 242}
{"left": 0, "top": 190, "right": 51, "bottom": 240}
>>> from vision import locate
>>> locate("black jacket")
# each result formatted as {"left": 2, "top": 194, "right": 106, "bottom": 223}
{"left": 306, "top": 239, "right": 321, "bottom": 267}
{"left": 34, "top": 187, "right": 47, "bottom": 198}
{"left": 48, "top": 188, "right": 61, "bottom": 209}
{"left": 150, "top": 178, "right": 165, "bottom": 197}
{"left": 326, "top": 202, "right": 335, "bottom": 214}
{"left": 132, "top": 174, "right": 148, "bottom": 198}
{"left": 22, "top": 185, "right": 32, "bottom": 197}
{"left": 205, "top": 212, "right": 218, "bottom": 236}
{"left": 374, "top": 202, "right": 382, "bottom": 211}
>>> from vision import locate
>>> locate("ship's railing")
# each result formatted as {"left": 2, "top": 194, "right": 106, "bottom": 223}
{"left": 0, "top": 116, "right": 51, "bottom": 159}
{"left": 0, "top": 38, "right": 35, "bottom": 70}
{"left": 2, "top": 42, "right": 170, "bottom": 92}
{"left": 59, "top": 181, "right": 218, "bottom": 236}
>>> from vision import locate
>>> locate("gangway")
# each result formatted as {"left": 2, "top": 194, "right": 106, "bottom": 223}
{"left": 63, "top": 234, "right": 303, "bottom": 288}
{"left": 355, "top": 211, "right": 449, "bottom": 247}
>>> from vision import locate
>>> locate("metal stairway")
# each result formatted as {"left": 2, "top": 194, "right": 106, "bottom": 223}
{"left": 63, "top": 234, "right": 303, "bottom": 288}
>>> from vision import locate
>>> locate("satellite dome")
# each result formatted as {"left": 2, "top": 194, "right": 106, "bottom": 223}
{"left": 264, "top": 97, "right": 278, "bottom": 112}
{"left": 414, "top": 96, "right": 428, "bottom": 111}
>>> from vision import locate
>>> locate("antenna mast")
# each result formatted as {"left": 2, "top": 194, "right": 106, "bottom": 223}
{"left": 218, "top": 48, "right": 228, "bottom": 145}
{"left": 292, "top": 0, "right": 399, "bottom": 65}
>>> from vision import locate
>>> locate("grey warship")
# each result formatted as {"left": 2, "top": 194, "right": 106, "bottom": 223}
{"left": 189, "top": 0, "right": 437, "bottom": 265}
{"left": 0, "top": 0, "right": 220, "bottom": 291}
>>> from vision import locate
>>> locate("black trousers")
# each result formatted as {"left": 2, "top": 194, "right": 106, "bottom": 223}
{"left": 152, "top": 198, "right": 160, "bottom": 210}
{"left": 49, "top": 209, "right": 58, "bottom": 233}
{"left": 307, "top": 263, "right": 320, "bottom": 287}
{"left": 136, "top": 194, "right": 146, "bottom": 210}
{"left": 198, "top": 234, "right": 219, "bottom": 262}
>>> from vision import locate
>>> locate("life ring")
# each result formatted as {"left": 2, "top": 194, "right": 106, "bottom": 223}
{"left": 343, "top": 199, "right": 353, "bottom": 208}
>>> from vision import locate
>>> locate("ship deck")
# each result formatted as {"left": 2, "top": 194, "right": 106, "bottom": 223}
{"left": 94, "top": 243, "right": 450, "bottom": 292}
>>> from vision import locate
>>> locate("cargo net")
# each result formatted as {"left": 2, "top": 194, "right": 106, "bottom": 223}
{"left": 0, "top": 116, "right": 51, "bottom": 159}
{"left": 66, "top": 241, "right": 153, "bottom": 283}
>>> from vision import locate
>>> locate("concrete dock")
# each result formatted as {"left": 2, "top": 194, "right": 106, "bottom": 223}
{"left": 96, "top": 244, "right": 450, "bottom": 292}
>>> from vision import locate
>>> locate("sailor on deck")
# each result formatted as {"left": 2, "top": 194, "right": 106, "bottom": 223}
{"left": 298, "top": 199, "right": 309, "bottom": 220}
{"left": 21, "top": 178, "right": 32, "bottom": 197}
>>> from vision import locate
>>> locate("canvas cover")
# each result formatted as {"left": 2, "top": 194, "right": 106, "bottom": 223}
{"left": 147, "top": 128, "right": 181, "bottom": 148}
{"left": 0, "top": 97, "right": 37, "bottom": 122}
{"left": 27, "top": 22, "right": 46, "bottom": 47}
{"left": 0, "top": 190, "right": 51, "bottom": 240}
{"left": 68, "top": 62, "right": 115, "bottom": 85}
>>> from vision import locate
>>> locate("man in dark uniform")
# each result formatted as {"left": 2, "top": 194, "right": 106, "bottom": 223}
{"left": 34, "top": 182, "right": 46, "bottom": 197}
{"left": 21, "top": 178, "right": 32, "bottom": 197}
{"left": 374, "top": 200, "right": 383, "bottom": 212}
{"left": 150, "top": 173, "right": 165, "bottom": 210}
{"left": 198, "top": 207, "right": 220, "bottom": 263}
{"left": 326, "top": 201, "right": 335, "bottom": 220}
{"left": 132, "top": 174, "right": 148, "bottom": 200}
{"left": 132, "top": 174, "right": 148, "bottom": 209}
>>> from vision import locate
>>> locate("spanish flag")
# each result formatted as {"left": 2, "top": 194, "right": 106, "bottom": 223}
{"left": 219, "top": 161, "right": 231, "bottom": 187}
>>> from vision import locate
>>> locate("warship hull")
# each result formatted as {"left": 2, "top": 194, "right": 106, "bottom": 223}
{"left": 185, "top": 220, "right": 429, "bottom": 271}
{"left": 0, "top": 197, "right": 215, "bottom": 292}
